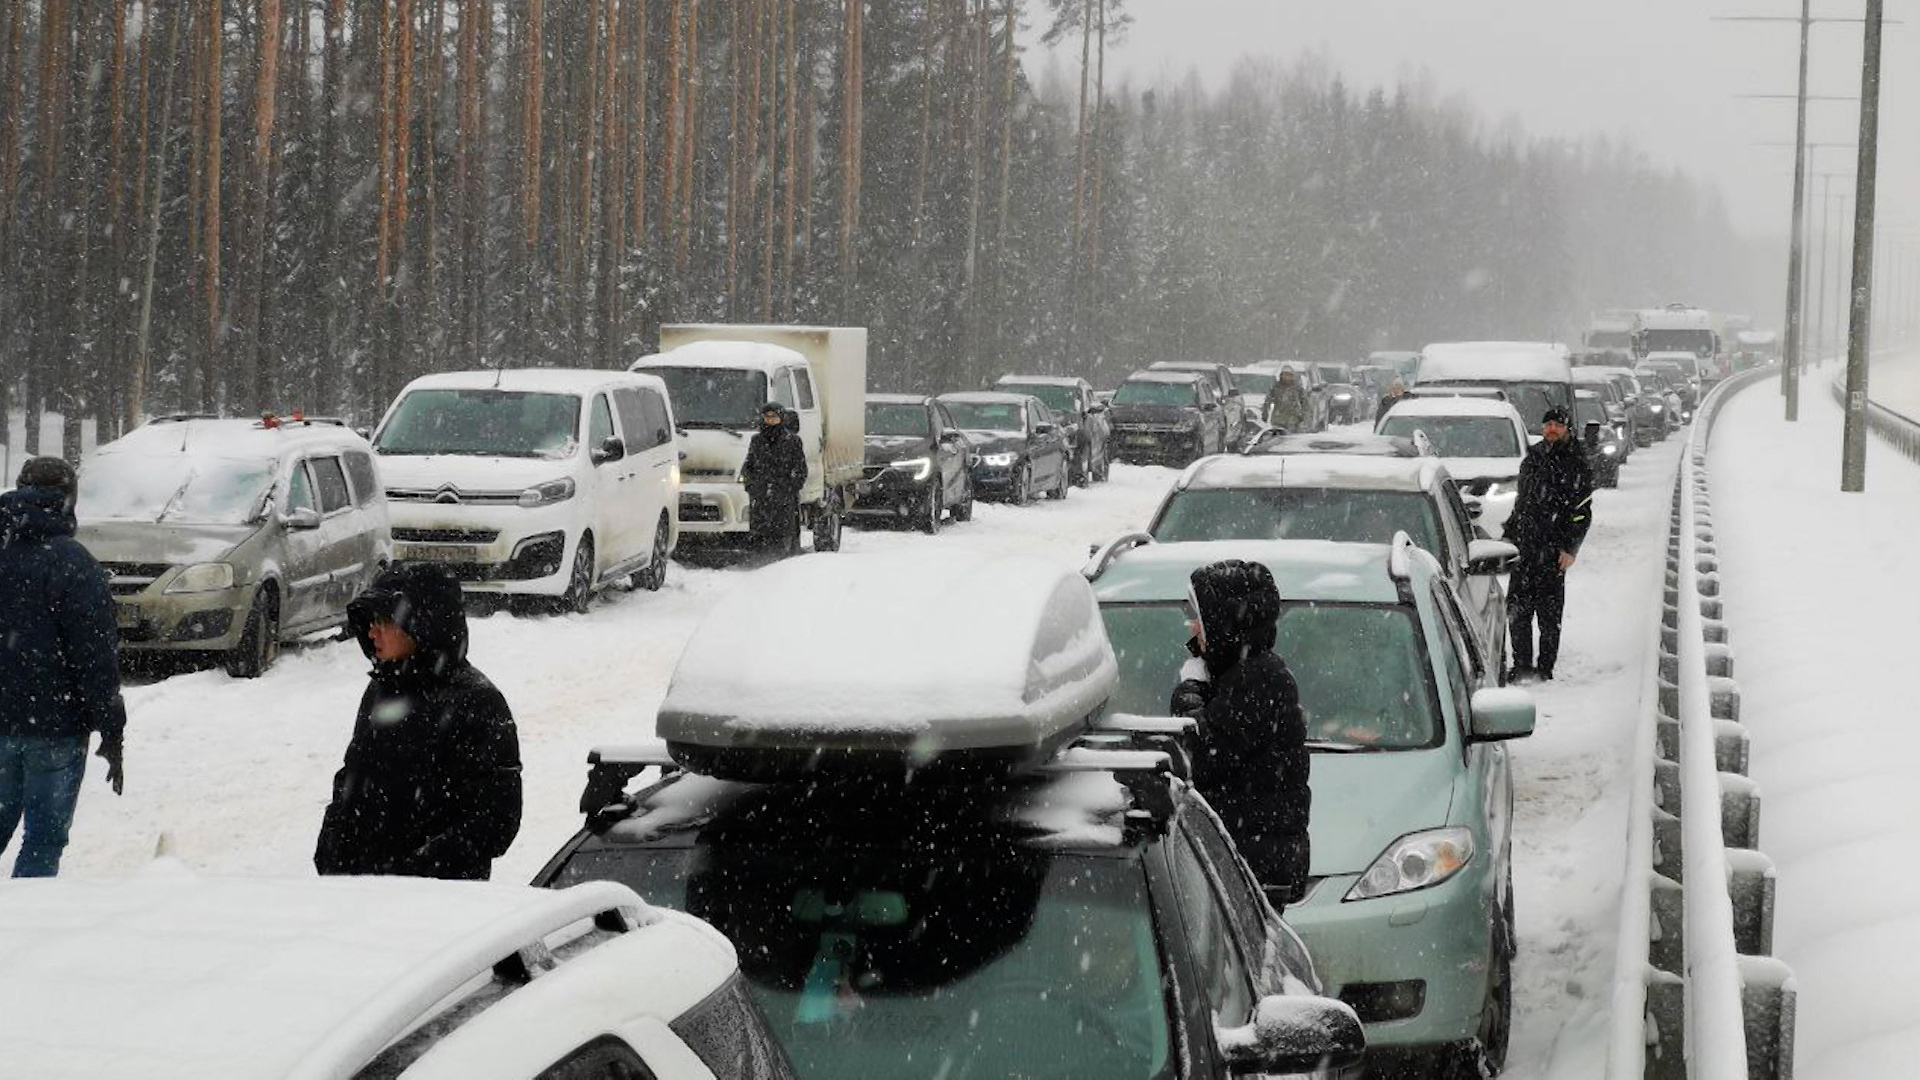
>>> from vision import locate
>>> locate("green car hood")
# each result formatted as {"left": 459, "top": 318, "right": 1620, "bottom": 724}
{"left": 1308, "top": 748, "right": 1460, "bottom": 877}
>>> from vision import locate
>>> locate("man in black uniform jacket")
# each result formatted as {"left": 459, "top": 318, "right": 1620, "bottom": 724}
{"left": 741, "top": 402, "right": 808, "bottom": 557}
{"left": 1504, "top": 406, "right": 1594, "bottom": 682}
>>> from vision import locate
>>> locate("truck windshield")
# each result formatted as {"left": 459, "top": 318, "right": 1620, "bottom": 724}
{"left": 865, "top": 403, "right": 930, "bottom": 437}
{"left": 1100, "top": 601, "right": 1441, "bottom": 749}
{"left": 375, "top": 389, "right": 581, "bottom": 458}
{"left": 552, "top": 845, "right": 1173, "bottom": 1080}
{"left": 637, "top": 367, "right": 770, "bottom": 429}
{"left": 77, "top": 453, "right": 276, "bottom": 526}
{"left": 1639, "top": 329, "right": 1714, "bottom": 357}
{"left": 1000, "top": 383, "right": 1080, "bottom": 418}
{"left": 1113, "top": 382, "right": 1198, "bottom": 408}
{"left": 1378, "top": 414, "right": 1522, "bottom": 458}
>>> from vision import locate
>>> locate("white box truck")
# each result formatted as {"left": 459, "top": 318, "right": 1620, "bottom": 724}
{"left": 632, "top": 324, "right": 867, "bottom": 552}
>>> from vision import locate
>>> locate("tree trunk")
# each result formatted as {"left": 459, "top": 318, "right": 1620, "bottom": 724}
{"left": 134, "top": 0, "right": 192, "bottom": 427}
{"left": 202, "top": 0, "right": 224, "bottom": 411}
{"left": 237, "top": 0, "right": 283, "bottom": 413}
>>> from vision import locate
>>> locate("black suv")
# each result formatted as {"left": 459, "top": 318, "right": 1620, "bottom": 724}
{"left": 855, "top": 394, "right": 976, "bottom": 534}
{"left": 538, "top": 742, "right": 1364, "bottom": 1080}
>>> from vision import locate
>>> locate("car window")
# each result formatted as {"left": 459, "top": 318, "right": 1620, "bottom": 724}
{"left": 590, "top": 393, "right": 617, "bottom": 451}
{"left": 769, "top": 370, "right": 796, "bottom": 408}
{"left": 285, "top": 461, "right": 316, "bottom": 513}
{"left": 612, "top": 387, "right": 653, "bottom": 449}
{"left": 311, "top": 456, "right": 352, "bottom": 514}
{"left": 642, "top": 388, "right": 674, "bottom": 445}
{"left": 1442, "top": 481, "right": 1478, "bottom": 543}
{"left": 536, "top": 1038, "right": 656, "bottom": 1080}
{"left": 1430, "top": 584, "right": 1478, "bottom": 739}
{"left": 669, "top": 977, "right": 789, "bottom": 1080}
{"left": 1166, "top": 827, "right": 1254, "bottom": 1025}
{"left": 343, "top": 451, "right": 379, "bottom": 507}
{"left": 1029, "top": 402, "right": 1048, "bottom": 429}
{"left": 1377, "top": 415, "right": 1522, "bottom": 458}
{"left": 794, "top": 369, "right": 816, "bottom": 409}
{"left": 1431, "top": 484, "right": 1467, "bottom": 568}
{"left": 1179, "top": 803, "right": 1269, "bottom": 956}
{"left": 1151, "top": 487, "right": 1446, "bottom": 556}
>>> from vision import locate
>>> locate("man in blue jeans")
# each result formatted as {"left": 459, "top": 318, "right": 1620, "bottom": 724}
{"left": 0, "top": 457, "right": 126, "bottom": 876}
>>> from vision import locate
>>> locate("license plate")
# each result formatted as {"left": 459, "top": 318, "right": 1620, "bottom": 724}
{"left": 1127, "top": 434, "right": 1158, "bottom": 445}
{"left": 398, "top": 543, "right": 479, "bottom": 563}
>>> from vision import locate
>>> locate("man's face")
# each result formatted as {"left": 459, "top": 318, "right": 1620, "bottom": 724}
{"left": 762, "top": 410, "right": 782, "bottom": 428}
{"left": 1541, "top": 420, "right": 1568, "bottom": 443}
{"left": 368, "top": 619, "right": 417, "bottom": 662}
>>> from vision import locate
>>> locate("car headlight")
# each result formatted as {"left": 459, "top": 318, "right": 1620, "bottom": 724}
{"left": 166, "top": 562, "right": 236, "bottom": 594}
{"left": 981, "top": 452, "right": 1018, "bottom": 467}
{"left": 518, "top": 478, "right": 577, "bottom": 507}
{"left": 1345, "top": 827, "right": 1475, "bottom": 901}
{"left": 1649, "top": 404, "right": 1664, "bottom": 413}
{"left": 1333, "top": 391, "right": 1353, "bottom": 401}
{"left": 894, "top": 456, "right": 934, "bottom": 481}
{"left": 1602, "top": 444, "right": 1619, "bottom": 456}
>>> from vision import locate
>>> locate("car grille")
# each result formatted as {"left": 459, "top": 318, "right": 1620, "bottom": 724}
{"left": 386, "top": 487, "right": 524, "bottom": 505}
{"left": 393, "top": 527, "right": 502, "bottom": 544}
{"left": 682, "top": 467, "right": 735, "bottom": 480}
{"left": 100, "top": 562, "right": 171, "bottom": 595}
{"left": 679, "top": 494, "right": 722, "bottom": 523}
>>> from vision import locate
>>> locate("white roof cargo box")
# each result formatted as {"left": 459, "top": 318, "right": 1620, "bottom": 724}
{"left": 658, "top": 550, "right": 1118, "bottom": 780}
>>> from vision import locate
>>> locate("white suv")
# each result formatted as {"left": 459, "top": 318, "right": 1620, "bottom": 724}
{"left": 374, "top": 371, "right": 680, "bottom": 613}
{"left": 0, "top": 876, "right": 799, "bottom": 1080}
{"left": 1373, "top": 395, "right": 1530, "bottom": 541}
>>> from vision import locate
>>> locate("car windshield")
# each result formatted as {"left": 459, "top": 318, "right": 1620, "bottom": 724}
{"left": 943, "top": 401, "right": 1027, "bottom": 434}
{"left": 1315, "top": 365, "right": 1348, "bottom": 384}
{"left": 866, "top": 403, "right": 931, "bottom": 437}
{"left": 1576, "top": 399, "right": 1610, "bottom": 427}
{"left": 636, "top": 366, "right": 770, "bottom": 429}
{"left": 1232, "top": 371, "right": 1276, "bottom": 395}
{"left": 77, "top": 453, "right": 276, "bottom": 525}
{"left": 1586, "top": 330, "right": 1633, "bottom": 349}
{"left": 1113, "top": 381, "right": 1197, "bottom": 407}
{"left": 1002, "top": 384, "right": 1079, "bottom": 417}
{"left": 1419, "top": 380, "right": 1564, "bottom": 433}
{"left": 1151, "top": 487, "right": 1444, "bottom": 556}
{"left": 1640, "top": 329, "right": 1713, "bottom": 357}
{"left": 1377, "top": 415, "right": 1521, "bottom": 458}
{"left": 1101, "top": 601, "right": 1441, "bottom": 749}
{"left": 374, "top": 389, "right": 581, "bottom": 458}
{"left": 552, "top": 844, "right": 1172, "bottom": 1080}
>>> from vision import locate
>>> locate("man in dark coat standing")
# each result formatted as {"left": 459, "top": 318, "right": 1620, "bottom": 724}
{"left": 0, "top": 457, "right": 126, "bottom": 877}
{"left": 1168, "top": 559, "right": 1312, "bottom": 905}
{"left": 1376, "top": 377, "right": 1410, "bottom": 420}
{"left": 1505, "top": 407, "right": 1595, "bottom": 682}
{"left": 741, "top": 402, "right": 808, "bottom": 557}
{"left": 316, "top": 562, "right": 521, "bottom": 880}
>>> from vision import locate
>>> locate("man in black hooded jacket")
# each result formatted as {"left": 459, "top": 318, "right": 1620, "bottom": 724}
{"left": 741, "top": 402, "right": 808, "bottom": 556}
{"left": 1168, "top": 559, "right": 1312, "bottom": 904}
{"left": 1504, "top": 407, "right": 1594, "bottom": 682}
{"left": 315, "top": 562, "right": 521, "bottom": 880}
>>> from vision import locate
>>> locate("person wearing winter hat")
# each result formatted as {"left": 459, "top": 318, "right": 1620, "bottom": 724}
{"left": 1168, "top": 559, "right": 1311, "bottom": 905}
{"left": 0, "top": 457, "right": 127, "bottom": 877}
{"left": 1503, "top": 406, "right": 1594, "bottom": 682}
{"left": 315, "top": 562, "right": 521, "bottom": 879}
{"left": 741, "top": 401, "right": 808, "bottom": 558}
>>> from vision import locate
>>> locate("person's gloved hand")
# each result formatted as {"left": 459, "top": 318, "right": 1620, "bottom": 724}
{"left": 96, "top": 732, "right": 124, "bottom": 796}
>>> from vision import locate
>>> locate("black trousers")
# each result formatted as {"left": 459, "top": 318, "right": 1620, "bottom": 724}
{"left": 1508, "top": 557, "right": 1567, "bottom": 674}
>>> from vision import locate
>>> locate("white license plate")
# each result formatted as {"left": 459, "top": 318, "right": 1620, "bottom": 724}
{"left": 398, "top": 544, "right": 479, "bottom": 563}
{"left": 1126, "top": 434, "right": 1159, "bottom": 445}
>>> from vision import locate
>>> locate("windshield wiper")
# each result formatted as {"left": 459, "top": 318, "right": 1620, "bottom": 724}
{"left": 678, "top": 419, "right": 750, "bottom": 431}
{"left": 1304, "top": 740, "right": 1380, "bottom": 754}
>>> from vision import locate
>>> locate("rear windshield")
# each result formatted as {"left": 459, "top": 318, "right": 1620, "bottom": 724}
{"left": 552, "top": 846, "right": 1173, "bottom": 1080}
{"left": 1314, "top": 365, "right": 1349, "bottom": 384}
{"left": 1640, "top": 330, "right": 1713, "bottom": 358}
{"left": 1231, "top": 371, "right": 1276, "bottom": 395}
{"left": 1001, "top": 384, "right": 1080, "bottom": 417}
{"left": 1101, "top": 601, "right": 1441, "bottom": 750}
{"left": 1113, "top": 381, "right": 1198, "bottom": 407}
{"left": 636, "top": 367, "right": 770, "bottom": 429}
{"left": 1576, "top": 399, "right": 1610, "bottom": 426}
{"left": 1377, "top": 414, "right": 1521, "bottom": 458}
{"left": 943, "top": 401, "right": 1027, "bottom": 434}
{"left": 866, "top": 403, "right": 930, "bottom": 438}
{"left": 374, "top": 389, "right": 581, "bottom": 458}
{"left": 1420, "top": 380, "right": 1567, "bottom": 433}
{"left": 1151, "top": 487, "right": 1445, "bottom": 558}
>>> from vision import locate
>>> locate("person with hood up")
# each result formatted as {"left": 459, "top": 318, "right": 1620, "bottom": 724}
{"left": 1168, "top": 559, "right": 1311, "bottom": 904}
{"left": 1264, "top": 369, "right": 1313, "bottom": 432}
{"left": 315, "top": 562, "right": 521, "bottom": 879}
{"left": 741, "top": 401, "right": 808, "bottom": 557}
{"left": 0, "top": 457, "right": 126, "bottom": 877}
{"left": 1504, "top": 406, "right": 1594, "bottom": 682}
{"left": 1376, "top": 377, "right": 1410, "bottom": 420}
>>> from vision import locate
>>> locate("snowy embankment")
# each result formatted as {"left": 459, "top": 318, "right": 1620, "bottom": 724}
{"left": 1869, "top": 346, "right": 1920, "bottom": 416}
{"left": 1710, "top": 357, "right": 1920, "bottom": 1077}
{"left": 26, "top": 435, "right": 1690, "bottom": 1077}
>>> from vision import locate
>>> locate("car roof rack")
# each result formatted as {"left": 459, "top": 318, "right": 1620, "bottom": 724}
{"left": 1082, "top": 532, "right": 1154, "bottom": 580}
{"left": 1074, "top": 714, "right": 1197, "bottom": 780}
{"left": 149, "top": 413, "right": 223, "bottom": 424}
{"left": 579, "top": 742, "right": 679, "bottom": 818}
{"left": 1036, "top": 745, "right": 1177, "bottom": 833}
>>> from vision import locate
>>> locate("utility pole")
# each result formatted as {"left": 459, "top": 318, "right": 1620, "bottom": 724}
{"left": 1783, "top": 0, "right": 1813, "bottom": 418}
{"left": 1841, "top": 0, "right": 1884, "bottom": 493}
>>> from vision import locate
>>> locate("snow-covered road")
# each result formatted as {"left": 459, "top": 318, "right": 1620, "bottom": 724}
{"left": 25, "top": 434, "right": 1689, "bottom": 1077}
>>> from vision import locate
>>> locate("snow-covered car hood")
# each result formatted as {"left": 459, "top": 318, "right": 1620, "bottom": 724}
{"left": 959, "top": 431, "right": 1026, "bottom": 456}
{"left": 864, "top": 435, "right": 935, "bottom": 464}
{"left": 1308, "top": 748, "right": 1459, "bottom": 876}
{"left": 1437, "top": 458, "right": 1523, "bottom": 484}
{"left": 377, "top": 453, "right": 583, "bottom": 494}
{"left": 77, "top": 520, "right": 256, "bottom": 566}
{"left": 671, "top": 428, "right": 753, "bottom": 479}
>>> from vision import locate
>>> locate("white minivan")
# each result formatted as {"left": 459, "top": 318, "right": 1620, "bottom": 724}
{"left": 373, "top": 370, "right": 680, "bottom": 612}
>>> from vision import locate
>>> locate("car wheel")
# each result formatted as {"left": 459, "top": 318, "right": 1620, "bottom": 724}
{"left": 637, "top": 516, "right": 671, "bottom": 591}
{"left": 1073, "top": 448, "right": 1092, "bottom": 487}
{"left": 812, "top": 494, "right": 844, "bottom": 551}
{"left": 919, "top": 485, "right": 943, "bottom": 534}
{"left": 950, "top": 477, "right": 975, "bottom": 522}
{"left": 1049, "top": 461, "right": 1070, "bottom": 500}
{"left": 1012, "top": 464, "right": 1033, "bottom": 506}
{"left": 224, "top": 586, "right": 281, "bottom": 679}
{"left": 558, "top": 536, "right": 596, "bottom": 615}
{"left": 1095, "top": 446, "right": 1111, "bottom": 482}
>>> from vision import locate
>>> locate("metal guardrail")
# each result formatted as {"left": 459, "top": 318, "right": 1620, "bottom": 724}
{"left": 1828, "top": 361, "right": 1920, "bottom": 463}
{"left": 1606, "top": 366, "right": 1795, "bottom": 1080}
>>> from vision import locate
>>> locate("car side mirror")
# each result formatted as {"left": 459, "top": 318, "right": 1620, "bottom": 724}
{"left": 592, "top": 436, "right": 626, "bottom": 465}
{"left": 1200, "top": 401, "right": 1220, "bottom": 412}
{"left": 1583, "top": 421, "right": 1602, "bottom": 443}
{"left": 1469, "top": 687, "right": 1536, "bottom": 741}
{"left": 1462, "top": 496, "right": 1485, "bottom": 520}
{"left": 1217, "top": 995, "right": 1366, "bottom": 1075}
{"left": 1088, "top": 401, "right": 1108, "bottom": 413}
{"left": 281, "top": 507, "right": 322, "bottom": 531}
{"left": 1466, "top": 538, "right": 1518, "bottom": 575}
{"left": 1035, "top": 422, "right": 1056, "bottom": 435}
{"left": 355, "top": 427, "right": 373, "bottom": 442}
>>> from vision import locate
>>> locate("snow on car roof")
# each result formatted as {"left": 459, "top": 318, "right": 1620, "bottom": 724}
{"left": 402, "top": 368, "right": 663, "bottom": 394}
{"left": 996, "top": 375, "right": 1086, "bottom": 388}
{"left": 1123, "top": 371, "right": 1207, "bottom": 385}
{"left": 633, "top": 339, "right": 808, "bottom": 373}
{"left": 657, "top": 550, "right": 1118, "bottom": 759}
{"left": 1090, "top": 538, "right": 1403, "bottom": 606}
{"left": 1176, "top": 453, "right": 1444, "bottom": 493}
{"left": 1736, "top": 330, "right": 1778, "bottom": 346}
{"left": 867, "top": 392, "right": 932, "bottom": 405}
{"left": 939, "top": 390, "right": 1042, "bottom": 406}
{"left": 1373, "top": 396, "right": 1526, "bottom": 421}
{"left": 1645, "top": 351, "right": 1700, "bottom": 363}
{"left": 0, "top": 875, "right": 652, "bottom": 1080}
{"left": 95, "top": 418, "right": 368, "bottom": 460}
{"left": 1417, "top": 341, "right": 1573, "bottom": 383}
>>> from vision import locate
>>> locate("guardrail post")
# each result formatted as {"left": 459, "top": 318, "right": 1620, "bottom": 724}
{"left": 1719, "top": 773, "right": 1762, "bottom": 850}
{"left": 1738, "top": 956, "right": 1797, "bottom": 1080}
{"left": 1647, "top": 968, "right": 1688, "bottom": 1080}
{"left": 1649, "top": 872, "right": 1685, "bottom": 976}
{"left": 1725, "top": 849, "right": 1778, "bottom": 956}
{"left": 1713, "top": 719, "right": 1750, "bottom": 775}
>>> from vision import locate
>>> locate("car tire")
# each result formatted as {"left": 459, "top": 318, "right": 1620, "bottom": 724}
{"left": 224, "top": 586, "right": 280, "bottom": 679}
{"left": 919, "top": 486, "right": 943, "bottom": 534}
{"left": 1073, "top": 448, "right": 1092, "bottom": 487}
{"left": 1012, "top": 464, "right": 1033, "bottom": 506}
{"left": 1095, "top": 446, "right": 1111, "bottom": 482}
{"left": 1049, "top": 462, "right": 1070, "bottom": 500}
{"left": 558, "top": 536, "right": 596, "bottom": 615}
{"left": 950, "top": 478, "right": 975, "bottom": 522}
{"left": 637, "top": 516, "right": 671, "bottom": 591}
{"left": 812, "top": 494, "right": 844, "bottom": 552}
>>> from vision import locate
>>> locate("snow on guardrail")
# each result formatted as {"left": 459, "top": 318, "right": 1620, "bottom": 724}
{"left": 1828, "top": 355, "right": 1920, "bottom": 464}
{"left": 1605, "top": 366, "right": 1796, "bottom": 1080}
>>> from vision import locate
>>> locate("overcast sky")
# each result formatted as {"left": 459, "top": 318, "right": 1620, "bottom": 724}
{"left": 1047, "top": 0, "right": 1919, "bottom": 244}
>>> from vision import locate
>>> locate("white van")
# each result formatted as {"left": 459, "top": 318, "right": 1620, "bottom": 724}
{"left": 1416, "top": 341, "right": 1574, "bottom": 436}
{"left": 373, "top": 370, "right": 680, "bottom": 612}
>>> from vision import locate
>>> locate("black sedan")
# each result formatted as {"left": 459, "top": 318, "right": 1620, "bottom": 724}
{"left": 1575, "top": 391, "right": 1624, "bottom": 488}
{"left": 855, "top": 395, "right": 977, "bottom": 533}
{"left": 937, "top": 392, "right": 1073, "bottom": 504}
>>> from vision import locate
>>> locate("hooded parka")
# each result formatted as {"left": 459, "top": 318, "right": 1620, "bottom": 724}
{"left": 314, "top": 563, "right": 521, "bottom": 879}
{"left": 0, "top": 486, "right": 126, "bottom": 743}
{"left": 1168, "top": 559, "right": 1312, "bottom": 900}
{"left": 741, "top": 404, "right": 808, "bottom": 552}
